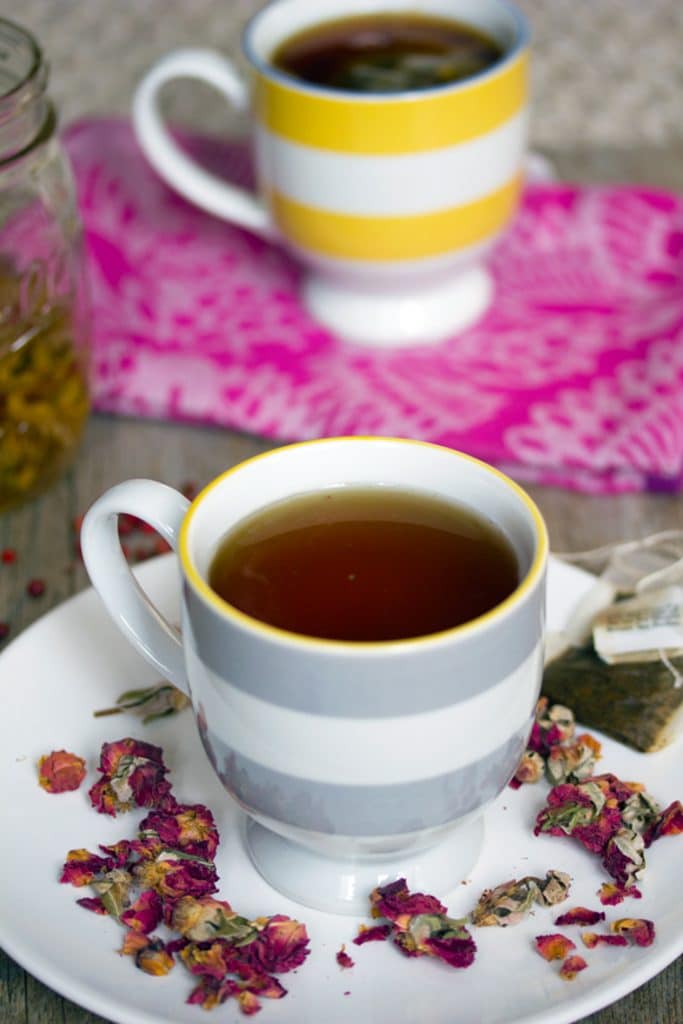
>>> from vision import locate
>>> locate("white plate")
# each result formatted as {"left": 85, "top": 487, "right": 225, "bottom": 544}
{"left": 0, "top": 555, "right": 681, "bottom": 1024}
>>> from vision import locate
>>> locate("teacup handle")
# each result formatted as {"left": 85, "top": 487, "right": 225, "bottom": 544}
{"left": 132, "top": 49, "right": 275, "bottom": 238}
{"left": 81, "top": 480, "right": 191, "bottom": 694}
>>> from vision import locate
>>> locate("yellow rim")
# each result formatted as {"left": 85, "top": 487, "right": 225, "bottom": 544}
{"left": 179, "top": 437, "right": 548, "bottom": 651}
{"left": 253, "top": 53, "right": 528, "bottom": 155}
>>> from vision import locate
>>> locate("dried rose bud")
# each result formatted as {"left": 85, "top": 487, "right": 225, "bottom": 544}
{"left": 392, "top": 911, "right": 477, "bottom": 969}
{"left": 94, "top": 682, "right": 190, "bottom": 726}
{"left": 26, "top": 578, "right": 46, "bottom": 598}
{"left": 249, "top": 916, "right": 311, "bottom": 974}
{"left": 136, "top": 940, "right": 175, "bottom": 976}
{"left": 138, "top": 803, "right": 219, "bottom": 860}
{"left": 91, "top": 868, "right": 134, "bottom": 919}
{"left": 38, "top": 749, "right": 86, "bottom": 793}
{"left": 621, "top": 791, "right": 661, "bottom": 836}
{"left": 370, "top": 878, "right": 446, "bottom": 924}
{"left": 89, "top": 737, "right": 174, "bottom": 816}
{"left": 513, "top": 750, "right": 545, "bottom": 786}
{"left": 602, "top": 828, "right": 646, "bottom": 888}
{"left": 1, "top": 547, "right": 16, "bottom": 563}
{"left": 546, "top": 738, "right": 601, "bottom": 786}
{"left": 536, "top": 870, "right": 573, "bottom": 907}
{"left": 559, "top": 955, "right": 588, "bottom": 980}
{"left": 171, "top": 895, "right": 236, "bottom": 940}
{"left": 534, "top": 933, "right": 576, "bottom": 961}
{"left": 472, "top": 871, "right": 570, "bottom": 928}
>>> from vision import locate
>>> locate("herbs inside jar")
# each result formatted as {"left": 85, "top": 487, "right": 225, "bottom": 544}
{"left": 0, "top": 18, "right": 90, "bottom": 510}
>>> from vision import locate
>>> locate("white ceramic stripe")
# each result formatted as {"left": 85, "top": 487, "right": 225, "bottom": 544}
{"left": 189, "top": 640, "right": 542, "bottom": 784}
{"left": 255, "top": 111, "right": 526, "bottom": 217}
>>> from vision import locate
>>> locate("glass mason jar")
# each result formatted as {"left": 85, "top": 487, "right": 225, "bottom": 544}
{"left": 0, "top": 17, "right": 90, "bottom": 511}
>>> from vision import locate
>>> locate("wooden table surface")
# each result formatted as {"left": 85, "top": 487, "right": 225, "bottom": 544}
{"left": 1, "top": 147, "right": 682, "bottom": 1023}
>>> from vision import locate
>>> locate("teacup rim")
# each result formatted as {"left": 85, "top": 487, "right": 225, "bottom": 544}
{"left": 241, "top": 0, "right": 530, "bottom": 105}
{"left": 178, "top": 436, "right": 548, "bottom": 654}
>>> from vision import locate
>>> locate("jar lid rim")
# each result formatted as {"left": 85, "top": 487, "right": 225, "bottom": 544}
{"left": 0, "top": 17, "right": 44, "bottom": 103}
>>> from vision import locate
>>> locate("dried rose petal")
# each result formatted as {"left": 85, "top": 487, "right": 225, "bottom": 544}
{"left": 598, "top": 882, "right": 642, "bottom": 906}
{"left": 237, "top": 990, "right": 261, "bottom": 1016}
{"left": 120, "top": 890, "right": 163, "bottom": 934}
{"left": 60, "top": 848, "right": 114, "bottom": 887}
{"left": 120, "top": 930, "right": 151, "bottom": 956}
{"left": 336, "top": 945, "right": 354, "bottom": 969}
{"left": 249, "top": 916, "right": 310, "bottom": 973}
{"left": 582, "top": 932, "right": 629, "bottom": 949}
{"left": 38, "top": 750, "right": 86, "bottom": 794}
{"left": 76, "top": 896, "right": 108, "bottom": 915}
{"left": 534, "top": 934, "right": 576, "bottom": 961}
{"left": 611, "top": 918, "right": 656, "bottom": 947}
{"left": 559, "top": 955, "right": 588, "bottom": 980}
{"left": 98, "top": 840, "right": 133, "bottom": 867}
{"left": 248, "top": 974, "right": 287, "bottom": 1000}
{"left": 554, "top": 907, "right": 606, "bottom": 927}
{"left": 187, "top": 977, "right": 240, "bottom": 1011}
{"left": 353, "top": 924, "right": 391, "bottom": 945}
{"left": 644, "top": 800, "right": 683, "bottom": 846}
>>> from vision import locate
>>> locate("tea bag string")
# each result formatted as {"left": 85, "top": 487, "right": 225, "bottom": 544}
{"left": 554, "top": 529, "right": 683, "bottom": 596}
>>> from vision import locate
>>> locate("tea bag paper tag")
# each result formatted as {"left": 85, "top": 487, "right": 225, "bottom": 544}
{"left": 544, "top": 575, "right": 616, "bottom": 665}
{"left": 593, "top": 585, "right": 683, "bottom": 666}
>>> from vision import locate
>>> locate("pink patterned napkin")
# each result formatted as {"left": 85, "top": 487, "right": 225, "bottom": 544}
{"left": 64, "top": 119, "right": 683, "bottom": 494}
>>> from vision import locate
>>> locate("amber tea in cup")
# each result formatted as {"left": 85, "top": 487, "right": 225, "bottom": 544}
{"left": 271, "top": 12, "right": 504, "bottom": 93}
{"left": 208, "top": 487, "right": 519, "bottom": 642}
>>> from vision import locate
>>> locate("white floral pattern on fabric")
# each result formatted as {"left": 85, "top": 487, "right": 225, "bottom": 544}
{"left": 65, "top": 120, "right": 683, "bottom": 494}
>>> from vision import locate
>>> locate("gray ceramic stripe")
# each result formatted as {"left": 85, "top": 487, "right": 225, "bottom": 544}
{"left": 200, "top": 724, "right": 530, "bottom": 836}
{"left": 184, "top": 578, "right": 544, "bottom": 717}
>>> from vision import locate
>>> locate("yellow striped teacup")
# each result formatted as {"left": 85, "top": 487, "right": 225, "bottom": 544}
{"left": 132, "top": 0, "right": 529, "bottom": 346}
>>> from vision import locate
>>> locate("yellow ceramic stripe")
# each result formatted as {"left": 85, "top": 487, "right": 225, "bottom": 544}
{"left": 269, "top": 175, "right": 521, "bottom": 261}
{"left": 254, "top": 54, "right": 527, "bottom": 155}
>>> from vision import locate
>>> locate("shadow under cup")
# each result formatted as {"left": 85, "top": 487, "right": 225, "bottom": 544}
{"left": 180, "top": 439, "right": 548, "bottom": 914}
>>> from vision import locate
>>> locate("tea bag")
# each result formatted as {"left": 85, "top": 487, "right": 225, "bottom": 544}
{"left": 543, "top": 532, "right": 683, "bottom": 752}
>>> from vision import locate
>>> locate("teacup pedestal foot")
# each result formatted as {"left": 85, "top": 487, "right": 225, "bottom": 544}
{"left": 302, "top": 265, "right": 493, "bottom": 348}
{"left": 244, "top": 814, "right": 485, "bottom": 916}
